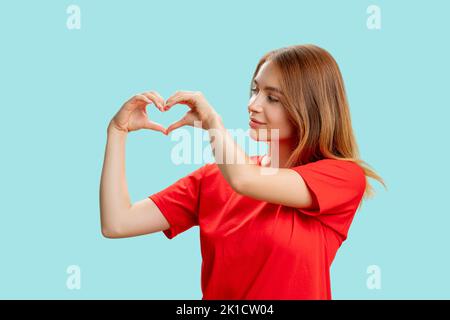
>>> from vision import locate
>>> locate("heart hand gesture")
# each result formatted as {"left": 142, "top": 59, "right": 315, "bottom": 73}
{"left": 108, "top": 90, "right": 220, "bottom": 136}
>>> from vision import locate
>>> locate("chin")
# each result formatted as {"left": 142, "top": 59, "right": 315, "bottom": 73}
{"left": 249, "top": 128, "right": 270, "bottom": 142}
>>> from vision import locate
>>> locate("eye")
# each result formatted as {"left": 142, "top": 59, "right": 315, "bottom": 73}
{"left": 251, "top": 87, "right": 279, "bottom": 103}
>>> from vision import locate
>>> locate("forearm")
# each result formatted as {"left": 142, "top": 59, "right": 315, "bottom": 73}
{"left": 99, "top": 124, "right": 132, "bottom": 231}
{"left": 206, "top": 115, "right": 256, "bottom": 189}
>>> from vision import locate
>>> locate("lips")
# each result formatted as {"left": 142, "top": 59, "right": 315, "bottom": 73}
{"left": 249, "top": 118, "right": 266, "bottom": 128}
{"left": 250, "top": 118, "right": 266, "bottom": 125}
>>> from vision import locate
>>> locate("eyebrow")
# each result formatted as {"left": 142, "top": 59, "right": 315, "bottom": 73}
{"left": 252, "top": 79, "right": 284, "bottom": 96}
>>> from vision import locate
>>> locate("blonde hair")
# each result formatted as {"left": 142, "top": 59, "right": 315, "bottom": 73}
{"left": 250, "top": 44, "right": 387, "bottom": 200}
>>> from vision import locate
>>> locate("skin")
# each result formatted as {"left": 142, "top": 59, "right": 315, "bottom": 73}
{"left": 248, "top": 59, "right": 298, "bottom": 168}
{"left": 99, "top": 68, "right": 314, "bottom": 239}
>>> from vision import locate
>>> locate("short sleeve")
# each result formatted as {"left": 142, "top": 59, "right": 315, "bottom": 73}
{"left": 289, "top": 159, "right": 366, "bottom": 217}
{"left": 148, "top": 164, "right": 208, "bottom": 239}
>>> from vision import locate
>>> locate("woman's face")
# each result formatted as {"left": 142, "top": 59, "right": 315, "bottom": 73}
{"left": 248, "top": 60, "right": 296, "bottom": 142}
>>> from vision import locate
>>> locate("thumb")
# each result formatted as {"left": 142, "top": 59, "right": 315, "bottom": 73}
{"left": 144, "top": 120, "right": 167, "bottom": 135}
{"left": 166, "top": 117, "right": 189, "bottom": 135}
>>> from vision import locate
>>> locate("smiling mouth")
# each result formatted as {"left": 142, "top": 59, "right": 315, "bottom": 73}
{"left": 250, "top": 118, "right": 266, "bottom": 124}
{"left": 249, "top": 119, "right": 266, "bottom": 128}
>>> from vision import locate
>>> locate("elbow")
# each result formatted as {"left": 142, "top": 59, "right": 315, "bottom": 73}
{"left": 100, "top": 217, "right": 123, "bottom": 239}
{"left": 100, "top": 206, "right": 125, "bottom": 238}
{"left": 101, "top": 227, "right": 114, "bottom": 238}
{"left": 101, "top": 225, "right": 122, "bottom": 239}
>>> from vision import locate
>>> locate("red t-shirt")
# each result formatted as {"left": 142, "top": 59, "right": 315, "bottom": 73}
{"left": 148, "top": 155, "right": 366, "bottom": 300}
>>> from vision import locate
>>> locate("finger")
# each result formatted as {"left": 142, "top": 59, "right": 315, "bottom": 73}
{"left": 165, "top": 92, "right": 197, "bottom": 111}
{"left": 120, "top": 95, "right": 152, "bottom": 118}
{"left": 144, "top": 120, "right": 167, "bottom": 135}
{"left": 151, "top": 91, "right": 166, "bottom": 111}
{"left": 166, "top": 116, "right": 190, "bottom": 135}
{"left": 141, "top": 92, "right": 165, "bottom": 111}
{"left": 164, "top": 91, "right": 184, "bottom": 110}
{"left": 149, "top": 91, "right": 165, "bottom": 105}
{"left": 124, "top": 94, "right": 151, "bottom": 109}
{"left": 165, "top": 91, "right": 197, "bottom": 109}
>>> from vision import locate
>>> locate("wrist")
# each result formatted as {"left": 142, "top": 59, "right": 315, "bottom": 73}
{"left": 107, "top": 122, "right": 128, "bottom": 137}
{"left": 206, "top": 112, "right": 222, "bottom": 129}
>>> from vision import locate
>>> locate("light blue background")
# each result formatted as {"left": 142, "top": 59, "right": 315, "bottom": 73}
{"left": 1, "top": 0, "right": 449, "bottom": 299}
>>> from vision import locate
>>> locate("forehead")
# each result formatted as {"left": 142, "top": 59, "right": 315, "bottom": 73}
{"left": 254, "top": 60, "right": 280, "bottom": 85}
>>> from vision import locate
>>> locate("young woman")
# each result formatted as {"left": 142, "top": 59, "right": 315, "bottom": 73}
{"left": 99, "top": 44, "right": 386, "bottom": 300}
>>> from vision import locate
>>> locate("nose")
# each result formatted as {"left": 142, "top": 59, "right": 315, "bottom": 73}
{"left": 247, "top": 94, "right": 264, "bottom": 114}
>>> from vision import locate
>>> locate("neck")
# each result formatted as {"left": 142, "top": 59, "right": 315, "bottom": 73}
{"left": 266, "top": 137, "right": 297, "bottom": 168}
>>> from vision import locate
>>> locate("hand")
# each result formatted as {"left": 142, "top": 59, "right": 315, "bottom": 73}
{"left": 109, "top": 92, "right": 167, "bottom": 135}
{"left": 164, "top": 91, "right": 221, "bottom": 135}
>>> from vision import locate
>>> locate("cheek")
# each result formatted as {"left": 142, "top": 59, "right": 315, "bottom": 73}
{"left": 267, "top": 108, "right": 293, "bottom": 132}
{"left": 276, "top": 123, "right": 295, "bottom": 140}
{"left": 261, "top": 108, "right": 293, "bottom": 140}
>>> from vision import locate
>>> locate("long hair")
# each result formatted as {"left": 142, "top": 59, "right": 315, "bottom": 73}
{"left": 250, "top": 44, "right": 386, "bottom": 199}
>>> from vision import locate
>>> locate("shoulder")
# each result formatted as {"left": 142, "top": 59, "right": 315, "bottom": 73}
{"left": 312, "top": 158, "right": 364, "bottom": 172}
{"left": 295, "top": 158, "right": 366, "bottom": 193}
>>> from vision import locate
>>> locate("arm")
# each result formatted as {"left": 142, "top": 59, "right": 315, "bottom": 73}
{"left": 163, "top": 90, "right": 314, "bottom": 210}
{"left": 99, "top": 125, "right": 170, "bottom": 238}
{"left": 99, "top": 92, "right": 170, "bottom": 238}
{"left": 206, "top": 116, "right": 314, "bottom": 209}
{"left": 99, "top": 126, "right": 130, "bottom": 237}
